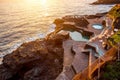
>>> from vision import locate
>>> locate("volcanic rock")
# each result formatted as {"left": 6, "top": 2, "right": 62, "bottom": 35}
{"left": 54, "top": 18, "right": 65, "bottom": 25}
{"left": 92, "top": 0, "right": 120, "bottom": 4}
{"left": 63, "top": 16, "right": 89, "bottom": 27}
{"left": 0, "top": 34, "right": 69, "bottom": 80}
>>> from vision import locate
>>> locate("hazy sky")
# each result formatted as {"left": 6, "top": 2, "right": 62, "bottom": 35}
{"left": 0, "top": 0, "right": 21, "bottom": 1}
{"left": 0, "top": 0, "right": 24, "bottom": 2}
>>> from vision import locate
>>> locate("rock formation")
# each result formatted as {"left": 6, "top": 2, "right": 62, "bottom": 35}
{"left": 92, "top": 0, "right": 120, "bottom": 4}
{"left": 0, "top": 34, "right": 69, "bottom": 80}
{"left": 54, "top": 18, "right": 65, "bottom": 25}
{"left": 62, "top": 16, "right": 89, "bottom": 27}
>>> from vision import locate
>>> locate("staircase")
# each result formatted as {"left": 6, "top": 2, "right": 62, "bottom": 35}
{"left": 73, "top": 46, "right": 117, "bottom": 80}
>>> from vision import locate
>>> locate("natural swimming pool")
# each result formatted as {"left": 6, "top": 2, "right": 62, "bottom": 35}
{"left": 92, "top": 24, "right": 103, "bottom": 30}
{"left": 69, "top": 31, "right": 89, "bottom": 41}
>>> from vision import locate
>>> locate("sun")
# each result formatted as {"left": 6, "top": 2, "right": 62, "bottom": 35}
{"left": 26, "top": 0, "right": 47, "bottom": 5}
{"left": 41, "top": 0, "right": 47, "bottom": 5}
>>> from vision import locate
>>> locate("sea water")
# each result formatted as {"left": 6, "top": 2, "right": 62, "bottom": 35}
{"left": 0, "top": 0, "right": 114, "bottom": 58}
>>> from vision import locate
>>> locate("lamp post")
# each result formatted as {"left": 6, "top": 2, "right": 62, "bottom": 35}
{"left": 88, "top": 50, "right": 92, "bottom": 79}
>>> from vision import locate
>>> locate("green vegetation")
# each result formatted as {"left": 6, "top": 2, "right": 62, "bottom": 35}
{"left": 107, "top": 31, "right": 120, "bottom": 47}
{"left": 104, "top": 31, "right": 120, "bottom": 80}
{"left": 108, "top": 4, "right": 120, "bottom": 19}
{"left": 100, "top": 61, "right": 120, "bottom": 80}
{"left": 102, "top": 5, "right": 120, "bottom": 80}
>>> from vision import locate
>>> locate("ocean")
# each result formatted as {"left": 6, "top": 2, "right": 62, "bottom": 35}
{"left": 0, "top": 0, "right": 114, "bottom": 60}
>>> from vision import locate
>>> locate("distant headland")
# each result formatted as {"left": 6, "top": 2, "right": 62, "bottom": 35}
{"left": 92, "top": 0, "right": 120, "bottom": 4}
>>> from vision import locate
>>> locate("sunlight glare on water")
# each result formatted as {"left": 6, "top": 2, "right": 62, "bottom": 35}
{"left": 0, "top": 0, "right": 114, "bottom": 57}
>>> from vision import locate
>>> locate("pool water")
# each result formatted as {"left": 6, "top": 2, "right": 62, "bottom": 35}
{"left": 92, "top": 24, "right": 103, "bottom": 29}
{"left": 69, "top": 31, "right": 88, "bottom": 41}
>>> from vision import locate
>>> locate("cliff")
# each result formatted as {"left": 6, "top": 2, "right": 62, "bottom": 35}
{"left": 0, "top": 34, "right": 69, "bottom": 80}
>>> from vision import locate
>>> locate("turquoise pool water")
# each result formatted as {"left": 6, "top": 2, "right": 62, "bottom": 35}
{"left": 69, "top": 31, "right": 88, "bottom": 41}
{"left": 92, "top": 24, "right": 103, "bottom": 29}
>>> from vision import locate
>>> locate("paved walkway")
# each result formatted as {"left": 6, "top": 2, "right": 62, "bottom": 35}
{"left": 56, "top": 16, "right": 116, "bottom": 80}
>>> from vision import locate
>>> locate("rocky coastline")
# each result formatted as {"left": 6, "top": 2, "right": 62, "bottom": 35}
{"left": 0, "top": 13, "right": 107, "bottom": 80}
{"left": 92, "top": 0, "right": 120, "bottom": 4}
{"left": 0, "top": 4, "right": 120, "bottom": 80}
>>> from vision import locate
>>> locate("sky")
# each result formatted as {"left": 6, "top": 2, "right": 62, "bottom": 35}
{"left": 0, "top": 0, "right": 25, "bottom": 2}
